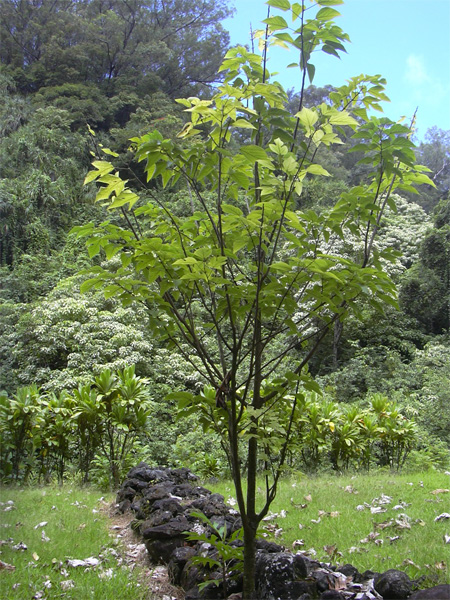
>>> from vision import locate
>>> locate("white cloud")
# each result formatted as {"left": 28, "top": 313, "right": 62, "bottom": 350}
{"left": 404, "top": 54, "right": 431, "bottom": 86}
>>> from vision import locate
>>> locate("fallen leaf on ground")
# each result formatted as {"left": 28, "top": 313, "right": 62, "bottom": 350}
{"left": 0, "top": 560, "right": 15, "bottom": 571}
{"left": 34, "top": 521, "right": 48, "bottom": 529}
{"left": 402, "top": 559, "right": 420, "bottom": 569}
{"left": 32, "top": 552, "right": 39, "bottom": 561}
{"left": 67, "top": 557, "right": 99, "bottom": 568}
{"left": 434, "top": 513, "right": 450, "bottom": 521}
{"left": 388, "top": 535, "right": 401, "bottom": 543}
{"left": 41, "top": 530, "right": 50, "bottom": 542}
{"left": 360, "top": 532, "right": 381, "bottom": 544}
{"left": 343, "top": 485, "right": 358, "bottom": 494}
{"left": 60, "top": 580, "right": 75, "bottom": 590}
{"left": 434, "top": 561, "right": 446, "bottom": 570}
{"left": 443, "top": 534, "right": 450, "bottom": 544}
{"left": 12, "top": 541, "right": 28, "bottom": 551}
{"left": 431, "top": 489, "right": 449, "bottom": 495}
{"left": 305, "top": 494, "right": 312, "bottom": 502}
{"left": 375, "top": 519, "right": 394, "bottom": 530}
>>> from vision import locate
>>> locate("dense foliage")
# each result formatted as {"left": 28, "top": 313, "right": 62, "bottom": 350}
{"left": 0, "top": 0, "right": 448, "bottom": 496}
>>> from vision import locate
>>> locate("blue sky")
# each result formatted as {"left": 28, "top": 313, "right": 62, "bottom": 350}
{"left": 222, "top": 0, "right": 450, "bottom": 140}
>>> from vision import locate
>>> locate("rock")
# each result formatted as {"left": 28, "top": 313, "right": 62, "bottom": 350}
{"left": 374, "top": 569, "right": 412, "bottom": 599}
{"left": 256, "top": 539, "right": 284, "bottom": 554}
{"left": 319, "top": 591, "right": 345, "bottom": 600}
{"left": 255, "top": 552, "right": 317, "bottom": 600}
{"left": 408, "top": 585, "right": 450, "bottom": 600}
{"left": 139, "top": 510, "right": 173, "bottom": 532}
{"left": 141, "top": 515, "right": 190, "bottom": 541}
{"left": 142, "top": 515, "right": 191, "bottom": 562}
{"left": 190, "top": 493, "right": 229, "bottom": 518}
{"left": 338, "top": 563, "right": 361, "bottom": 582}
{"left": 168, "top": 546, "right": 197, "bottom": 585}
{"left": 151, "top": 497, "right": 184, "bottom": 516}
{"left": 121, "top": 477, "right": 149, "bottom": 492}
{"left": 116, "top": 486, "right": 137, "bottom": 503}
{"left": 116, "top": 466, "right": 442, "bottom": 600}
{"left": 313, "top": 569, "right": 332, "bottom": 593}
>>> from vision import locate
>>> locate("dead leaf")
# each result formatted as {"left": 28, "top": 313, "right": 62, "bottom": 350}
{"left": 402, "top": 559, "right": 420, "bottom": 569}
{"left": 388, "top": 535, "right": 401, "bottom": 543}
{"left": 323, "top": 544, "right": 336, "bottom": 556}
{"left": 32, "top": 552, "right": 40, "bottom": 561}
{"left": 343, "top": 485, "right": 358, "bottom": 494}
{"left": 360, "top": 531, "right": 381, "bottom": 544}
{"left": 60, "top": 580, "right": 75, "bottom": 591}
{"left": 329, "top": 573, "right": 347, "bottom": 590}
{"left": 443, "top": 534, "right": 450, "bottom": 544}
{"left": 375, "top": 519, "right": 395, "bottom": 530}
{"left": 311, "top": 518, "right": 321, "bottom": 524}
{"left": 0, "top": 559, "right": 15, "bottom": 571}
{"left": 370, "top": 506, "right": 387, "bottom": 514}
{"left": 67, "top": 557, "right": 99, "bottom": 568}
{"left": 292, "top": 539, "right": 305, "bottom": 549}
{"left": 330, "top": 511, "right": 340, "bottom": 518}
{"left": 434, "top": 513, "right": 450, "bottom": 521}
{"left": 34, "top": 521, "right": 48, "bottom": 529}
{"left": 434, "top": 561, "right": 446, "bottom": 570}
{"left": 12, "top": 541, "right": 27, "bottom": 551}
{"left": 305, "top": 494, "right": 312, "bottom": 502}
{"left": 41, "top": 530, "right": 50, "bottom": 542}
{"left": 77, "top": 523, "right": 86, "bottom": 530}
{"left": 431, "top": 489, "right": 449, "bottom": 495}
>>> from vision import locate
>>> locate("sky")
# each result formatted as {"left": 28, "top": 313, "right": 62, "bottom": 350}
{"left": 222, "top": 0, "right": 450, "bottom": 140}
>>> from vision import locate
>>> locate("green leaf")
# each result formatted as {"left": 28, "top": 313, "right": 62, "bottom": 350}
{"left": 306, "top": 63, "right": 316, "bottom": 84}
{"left": 233, "top": 118, "right": 256, "bottom": 129}
{"left": 240, "top": 145, "right": 270, "bottom": 163}
{"left": 262, "top": 15, "right": 289, "bottom": 30}
{"left": 329, "top": 111, "right": 359, "bottom": 127}
{"left": 296, "top": 107, "right": 318, "bottom": 135}
{"left": 316, "top": 7, "right": 341, "bottom": 21}
{"left": 267, "top": 0, "right": 291, "bottom": 10}
{"left": 306, "top": 164, "right": 331, "bottom": 176}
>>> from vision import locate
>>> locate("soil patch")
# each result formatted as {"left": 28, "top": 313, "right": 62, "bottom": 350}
{"left": 107, "top": 502, "right": 185, "bottom": 600}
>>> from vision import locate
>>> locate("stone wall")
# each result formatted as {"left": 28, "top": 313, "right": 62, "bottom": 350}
{"left": 116, "top": 464, "right": 449, "bottom": 600}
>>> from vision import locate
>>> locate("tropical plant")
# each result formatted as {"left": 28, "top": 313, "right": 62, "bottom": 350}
{"left": 74, "top": 0, "right": 434, "bottom": 594}
{"left": 185, "top": 511, "right": 244, "bottom": 598}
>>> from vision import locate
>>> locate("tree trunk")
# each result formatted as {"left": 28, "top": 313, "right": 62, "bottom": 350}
{"left": 242, "top": 519, "right": 257, "bottom": 599}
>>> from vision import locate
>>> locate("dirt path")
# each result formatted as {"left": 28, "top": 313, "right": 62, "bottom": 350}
{"left": 107, "top": 503, "right": 185, "bottom": 600}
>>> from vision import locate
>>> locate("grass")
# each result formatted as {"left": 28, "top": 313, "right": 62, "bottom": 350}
{"left": 0, "top": 485, "right": 148, "bottom": 600}
{"left": 209, "top": 470, "right": 450, "bottom": 587}
{"left": 0, "top": 471, "right": 448, "bottom": 599}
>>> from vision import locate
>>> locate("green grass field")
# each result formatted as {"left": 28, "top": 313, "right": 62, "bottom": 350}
{"left": 0, "top": 486, "right": 149, "bottom": 600}
{"left": 1, "top": 471, "right": 448, "bottom": 599}
{"left": 210, "top": 470, "right": 450, "bottom": 587}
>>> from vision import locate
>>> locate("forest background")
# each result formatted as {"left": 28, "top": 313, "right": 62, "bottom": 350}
{"left": 0, "top": 0, "right": 449, "bottom": 489}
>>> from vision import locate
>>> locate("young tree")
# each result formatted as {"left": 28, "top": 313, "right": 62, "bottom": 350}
{"left": 74, "top": 0, "right": 433, "bottom": 595}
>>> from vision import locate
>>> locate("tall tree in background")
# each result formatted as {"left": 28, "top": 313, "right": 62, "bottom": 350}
{"left": 0, "top": 0, "right": 232, "bottom": 96}
{"left": 75, "top": 0, "right": 434, "bottom": 594}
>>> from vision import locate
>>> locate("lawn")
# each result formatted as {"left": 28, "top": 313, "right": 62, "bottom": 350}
{"left": 0, "top": 485, "right": 149, "bottom": 600}
{"left": 1, "top": 470, "right": 448, "bottom": 599}
{"left": 210, "top": 470, "right": 450, "bottom": 587}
